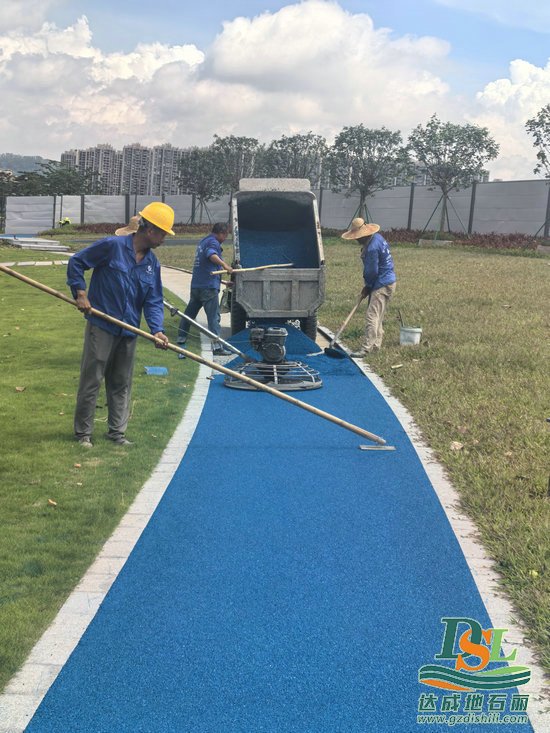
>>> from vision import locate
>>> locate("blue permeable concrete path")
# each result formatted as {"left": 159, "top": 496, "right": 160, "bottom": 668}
{"left": 26, "top": 328, "right": 533, "bottom": 732}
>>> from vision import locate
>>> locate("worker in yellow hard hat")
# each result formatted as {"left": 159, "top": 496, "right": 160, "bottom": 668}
{"left": 67, "top": 201, "right": 175, "bottom": 447}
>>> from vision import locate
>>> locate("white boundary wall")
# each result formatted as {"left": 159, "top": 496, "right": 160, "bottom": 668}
{"left": 5, "top": 179, "right": 550, "bottom": 236}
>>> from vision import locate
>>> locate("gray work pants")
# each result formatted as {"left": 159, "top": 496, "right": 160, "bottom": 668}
{"left": 362, "top": 282, "right": 396, "bottom": 352}
{"left": 74, "top": 321, "right": 137, "bottom": 440}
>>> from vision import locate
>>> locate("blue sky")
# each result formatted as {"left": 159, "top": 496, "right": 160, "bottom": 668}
{"left": 1, "top": 0, "right": 549, "bottom": 179}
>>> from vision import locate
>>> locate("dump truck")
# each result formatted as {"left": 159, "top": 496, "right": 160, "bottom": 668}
{"left": 229, "top": 178, "right": 325, "bottom": 339}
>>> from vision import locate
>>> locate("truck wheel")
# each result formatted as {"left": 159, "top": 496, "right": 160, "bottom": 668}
{"left": 230, "top": 299, "right": 248, "bottom": 335}
{"left": 300, "top": 313, "right": 318, "bottom": 341}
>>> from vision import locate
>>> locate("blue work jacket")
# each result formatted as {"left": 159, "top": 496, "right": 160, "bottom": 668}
{"left": 67, "top": 235, "right": 164, "bottom": 337}
{"left": 190, "top": 233, "right": 224, "bottom": 290}
{"left": 361, "top": 233, "right": 396, "bottom": 291}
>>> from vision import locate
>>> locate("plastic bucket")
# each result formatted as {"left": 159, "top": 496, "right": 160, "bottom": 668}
{"left": 400, "top": 326, "right": 422, "bottom": 346}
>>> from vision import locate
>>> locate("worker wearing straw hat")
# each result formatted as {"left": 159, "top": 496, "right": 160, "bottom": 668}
{"left": 67, "top": 202, "right": 174, "bottom": 447}
{"left": 115, "top": 215, "right": 140, "bottom": 236}
{"left": 341, "top": 218, "right": 396, "bottom": 357}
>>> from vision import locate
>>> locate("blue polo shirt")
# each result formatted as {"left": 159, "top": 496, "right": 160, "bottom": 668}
{"left": 190, "top": 233, "right": 224, "bottom": 291}
{"left": 361, "top": 233, "right": 396, "bottom": 291}
{"left": 67, "top": 235, "right": 164, "bottom": 337}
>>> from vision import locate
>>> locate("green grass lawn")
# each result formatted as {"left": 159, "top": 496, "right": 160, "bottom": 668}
{"left": 1, "top": 238, "right": 550, "bottom": 692}
{"left": 320, "top": 238, "right": 550, "bottom": 674}
{"left": 0, "top": 252, "right": 200, "bottom": 690}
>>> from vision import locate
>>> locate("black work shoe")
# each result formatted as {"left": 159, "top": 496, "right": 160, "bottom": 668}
{"left": 212, "top": 347, "right": 230, "bottom": 356}
{"left": 106, "top": 434, "right": 134, "bottom": 445}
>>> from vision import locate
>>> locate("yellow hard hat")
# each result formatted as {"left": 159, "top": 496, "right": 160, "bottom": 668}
{"left": 139, "top": 202, "right": 175, "bottom": 235}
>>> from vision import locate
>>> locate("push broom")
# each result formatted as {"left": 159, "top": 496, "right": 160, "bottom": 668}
{"left": 309, "top": 293, "right": 366, "bottom": 359}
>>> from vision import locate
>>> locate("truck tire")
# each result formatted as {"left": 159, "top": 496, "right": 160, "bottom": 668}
{"left": 230, "top": 298, "right": 248, "bottom": 335}
{"left": 300, "top": 312, "right": 318, "bottom": 341}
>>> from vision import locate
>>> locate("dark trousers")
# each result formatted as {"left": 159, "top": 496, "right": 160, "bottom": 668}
{"left": 177, "top": 288, "right": 220, "bottom": 344}
{"left": 74, "top": 321, "right": 137, "bottom": 439}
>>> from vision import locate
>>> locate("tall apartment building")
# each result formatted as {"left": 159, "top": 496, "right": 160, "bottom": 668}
{"left": 61, "top": 143, "right": 187, "bottom": 196}
{"left": 61, "top": 144, "right": 122, "bottom": 195}
{"left": 60, "top": 150, "right": 77, "bottom": 169}
{"left": 121, "top": 143, "right": 152, "bottom": 196}
{"left": 151, "top": 144, "right": 185, "bottom": 197}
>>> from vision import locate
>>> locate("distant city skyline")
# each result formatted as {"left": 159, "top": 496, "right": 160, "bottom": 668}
{"left": 61, "top": 143, "right": 188, "bottom": 197}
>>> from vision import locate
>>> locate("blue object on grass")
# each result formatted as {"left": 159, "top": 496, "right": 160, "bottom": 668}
{"left": 144, "top": 366, "right": 168, "bottom": 375}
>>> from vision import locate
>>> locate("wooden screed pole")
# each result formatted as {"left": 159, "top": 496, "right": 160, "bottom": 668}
{"left": 0, "top": 265, "right": 386, "bottom": 445}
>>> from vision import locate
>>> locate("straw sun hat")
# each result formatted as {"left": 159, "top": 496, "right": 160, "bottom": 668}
{"left": 115, "top": 215, "right": 140, "bottom": 236}
{"left": 341, "top": 218, "right": 380, "bottom": 240}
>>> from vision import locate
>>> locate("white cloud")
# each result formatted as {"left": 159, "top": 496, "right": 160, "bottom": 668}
{"left": 0, "top": 17, "right": 96, "bottom": 65}
{"left": 0, "top": 0, "right": 546, "bottom": 180}
{"left": 434, "top": 0, "right": 550, "bottom": 33}
{"left": 206, "top": 2, "right": 449, "bottom": 98}
{"left": 0, "top": 0, "right": 61, "bottom": 33}
{"left": 199, "top": 0, "right": 452, "bottom": 141}
{"left": 91, "top": 43, "right": 204, "bottom": 84}
{"left": 471, "top": 59, "right": 550, "bottom": 179}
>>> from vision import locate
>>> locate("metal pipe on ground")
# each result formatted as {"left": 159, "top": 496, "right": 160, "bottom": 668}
{"left": 162, "top": 299, "right": 250, "bottom": 361}
{"left": 0, "top": 264, "right": 386, "bottom": 445}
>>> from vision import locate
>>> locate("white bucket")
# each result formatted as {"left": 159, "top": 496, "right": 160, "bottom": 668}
{"left": 400, "top": 326, "right": 422, "bottom": 346}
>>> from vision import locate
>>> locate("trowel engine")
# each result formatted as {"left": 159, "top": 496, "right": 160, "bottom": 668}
{"left": 223, "top": 324, "right": 322, "bottom": 391}
{"left": 250, "top": 326, "right": 287, "bottom": 363}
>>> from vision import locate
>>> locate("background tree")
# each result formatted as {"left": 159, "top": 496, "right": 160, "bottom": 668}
{"left": 327, "top": 124, "right": 411, "bottom": 222}
{"left": 408, "top": 114, "right": 499, "bottom": 235}
{"left": 260, "top": 132, "right": 327, "bottom": 187}
{"left": 13, "top": 161, "right": 100, "bottom": 196}
{"left": 211, "top": 135, "right": 263, "bottom": 200}
{"left": 178, "top": 147, "right": 225, "bottom": 224}
{"left": 0, "top": 170, "right": 16, "bottom": 231}
{"left": 525, "top": 104, "right": 550, "bottom": 178}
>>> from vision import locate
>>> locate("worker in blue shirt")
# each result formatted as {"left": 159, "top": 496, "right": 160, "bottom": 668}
{"left": 67, "top": 202, "right": 174, "bottom": 447}
{"left": 177, "top": 222, "right": 233, "bottom": 357}
{"left": 341, "top": 218, "right": 396, "bottom": 357}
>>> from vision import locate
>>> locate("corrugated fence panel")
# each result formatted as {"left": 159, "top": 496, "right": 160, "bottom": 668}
{"left": 54, "top": 196, "right": 82, "bottom": 226}
{"left": 5, "top": 196, "right": 54, "bottom": 234}
{"left": 472, "top": 180, "right": 548, "bottom": 234}
{"left": 83, "top": 195, "right": 126, "bottom": 224}
{"left": 409, "top": 187, "right": 446, "bottom": 231}
{"left": 317, "top": 189, "right": 360, "bottom": 230}
{"left": 444, "top": 187, "right": 471, "bottom": 235}
{"left": 164, "top": 195, "right": 194, "bottom": 224}
{"left": 200, "top": 195, "right": 231, "bottom": 224}
{"left": 366, "top": 188, "right": 412, "bottom": 230}
{"left": 4, "top": 182, "right": 550, "bottom": 235}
